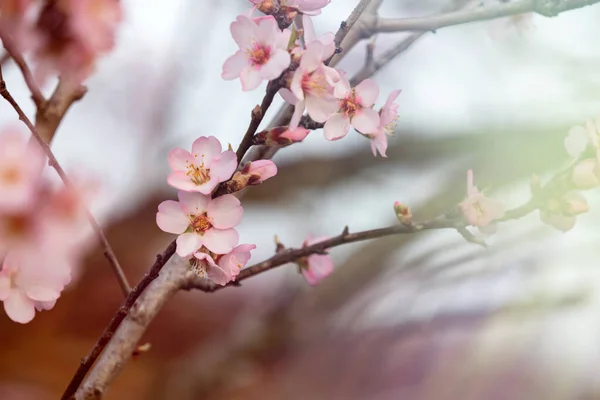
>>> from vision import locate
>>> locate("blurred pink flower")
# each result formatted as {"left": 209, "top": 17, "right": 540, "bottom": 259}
{"left": 222, "top": 15, "right": 291, "bottom": 91}
{"left": 0, "top": 251, "right": 67, "bottom": 324}
{"left": 0, "top": 128, "right": 45, "bottom": 213}
{"left": 33, "top": 0, "right": 122, "bottom": 83}
{"left": 366, "top": 89, "right": 401, "bottom": 157}
{"left": 324, "top": 78, "right": 380, "bottom": 141}
{"left": 156, "top": 192, "right": 242, "bottom": 257}
{"left": 192, "top": 243, "right": 255, "bottom": 286}
{"left": 299, "top": 236, "right": 333, "bottom": 285}
{"left": 540, "top": 192, "right": 589, "bottom": 232}
{"left": 168, "top": 136, "right": 237, "bottom": 195}
{"left": 459, "top": 170, "right": 505, "bottom": 228}
{"left": 241, "top": 160, "right": 278, "bottom": 185}
{"left": 0, "top": 0, "right": 34, "bottom": 49}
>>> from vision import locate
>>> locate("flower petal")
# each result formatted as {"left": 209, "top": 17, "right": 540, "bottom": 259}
{"left": 210, "top": 151, "right": 238, "bottom": 182}
{"left": 203, "top": 228, "right": 239, "bottom": 254}
{"left": 351, "top": 108, "right": 380, "bottom": 134}
{"left": 240, "top": 67, "right": 263, "bottom": 91}
{"left": 279, "top": 88, "right": 298, "bottom": 105}
{"left": 3, "top": 290, "right": 35, "bottom": 324}
{"left": 354, "top": 79, "right": 379, "bottom": 107}
{"left": 156, "top": 200, "right": 189, "bottom": 234}
{"left": 323, "top": 113, "right": 350, "bottom": 141}
{"left": 230, "top": 15, "right": 256, "bottom": 49}
{"left": 260, "top": 50, "right": 290, "bottom": 81}
{"left": 565, "top": 125, "right": 589, "bottom": 158}
{"left": 176, "top": 232, "right": 203, "bottom": 257}
{"left": 167, "top": 172, "right": 199, "bottom": 192}
{"left": 168, "top": 148, "right": 194, "bottom": 171}
{"left": 178, "top": 191, "right": 210, "bottom": 214}
{"left": 222, "top": 51, "right": 248, "bottom": 80}
{"left": 305, "top": 95, "right": 338, "bottom": 123}
{"left": 208, "top": 195, "right": 243, "bottom": 229}
{"left": 25, "top": 286, "right": 60, "bottom": 302}
{"left": 191, "top": 136, "right": 223, "bottom": 166}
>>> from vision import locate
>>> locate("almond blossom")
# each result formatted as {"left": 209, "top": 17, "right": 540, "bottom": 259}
{"left": 298, "top": 236, "right": 333, "bottom": 285}
{"left": 324, "top": 78, "right": 380, "bottom": 141}
{"left": 0, "top": 128, "right": 45, "bottom": 213}
{"left": 459, "top": 170, "right": 505, "bottom": 228}
{"left": 168, "top": 136, "right": 237, "bottom": 194}
{"left": 284, "top": 40, "right": 339, "bottom": 129}
{"left": 33, "top": 0, "right": 122, "bottom": 83}
{"left": 365, "top": 89, "right": 401, "bottom": 157}
{"left": 222, "top": 15, "right": 291, "bottom": 91}
{"left": 0, "top": 251, "right": 68, "bottom": 323}
{"left": 156, "top": 191, "right": 243, "bottom": 257}
{"left": 192, "top": 244, "right": 255, "bottom": 286}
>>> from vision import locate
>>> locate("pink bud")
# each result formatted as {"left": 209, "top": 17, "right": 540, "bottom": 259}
{"left": 244, "top": 160, "right": 278, "bottom": 185}
{"left": 393, "top": 201, "right": 412, "bottom": 225}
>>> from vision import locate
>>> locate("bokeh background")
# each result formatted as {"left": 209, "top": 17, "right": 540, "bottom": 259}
{"left": 2, "top": 0, "right": 600, "bottom": 398}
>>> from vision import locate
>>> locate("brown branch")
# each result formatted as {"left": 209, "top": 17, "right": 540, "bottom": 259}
{"left": 61, "top": 241, "right": 177, "bottom": 400}
{"left": 0, "top": 66, "right": 131, "bottom": 297}
{"left": 374, "top": 0, "right": 600, "bottom": 33}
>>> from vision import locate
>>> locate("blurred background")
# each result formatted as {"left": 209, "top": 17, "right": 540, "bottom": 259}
{"left": 2, "top": 0, "right": 600, "bottom": 398}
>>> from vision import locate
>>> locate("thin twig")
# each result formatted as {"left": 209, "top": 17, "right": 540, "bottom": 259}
{"left": 374, "top": 0, "right": 600, "bottom": 33}
{"left": 0, "top": 66, "right": 131, "bottom": 297}
{"left": 60, "top": 241, "right": 177, "bottom": 400}
{"left": 0, "top": 32, "right": 45, "bottom": 108}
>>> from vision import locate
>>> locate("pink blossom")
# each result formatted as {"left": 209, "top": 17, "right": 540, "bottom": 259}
{"left": 192, "top": 243, "right": 255, "bottom": 286}
{"left": 168, "top": 136, "right": 237, "bottom": 194}
{"left": 298, "top": 236, "right": 333, "bottom": 285}
{"left": 284, "top": 39, "right": 339, "bottom": 129}
{"left": 540, "top": 192, "right": 588, "bottom": 232}
{"left": 301, "top": 14, "right": 334, "bottom": 56}
{"left": 241, "top": 160, "right": 278, "bottom": 185}
{"left": 156, "top": 192, "right": 243, "bottom": 257}
{"left": 33, "top": 0, "right": 122, "bottom": 83}
{"left": 222, "top": 15, "right": 291, "bottom": 91}
{"left": 324, "top": 78, "right": 380, "bottom": 141}
{"left": 0, "top": 0, "right": 34, "bottom": 49}
{"left": 0, "top": 251, "right": 66, "bottom": 323}
{"left": 0, "top": 128, "right": 45, "bottom": 213}
{"left": 365, "top": 89, "right": 401, "bottom": 157}
{"left": 249, "top": 0, "right": 330, "bottom": 15}
{"left": 572, "top": 158, "right": 600, "bottom": 189}
{"left": 262, "top": 125, "right": 310, "bottom": 146}
{"left": 459, "top": 170, "right": 505, "bottom": 228}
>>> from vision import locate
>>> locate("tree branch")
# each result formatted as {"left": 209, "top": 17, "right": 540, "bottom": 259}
{"left": 375, "top": 0, "right": 600, "bottom": 33}
{"left": 0, "top": 66, "right": 131, "bottom": 297}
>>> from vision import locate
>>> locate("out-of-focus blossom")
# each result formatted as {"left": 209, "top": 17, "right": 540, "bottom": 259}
{"left": 168, "top": 136, "right": 237, "bottom": 195}
{"left": 324, "top": 78, "right": 380, "bottom": 141}
{"left": 365, "top": 89, "right": 401, "bottom": 157}
{"left": 0, "top": 128, "right": 45, "bottom": 213}
{"left": 459, "top": 170, "right": 505, "bottom": 228}
{"left": 540, "top": 191, "right": 589, "bottom": 232}
{"left": 192, "top": 244, "right": 255, "bottom": 285}
{"left": 156, "top": 192, "right": 243, "bottom": 257}
{"left": 0, "top": 251, "right": 67, "bottom": 323}
{"left": 222, "top": 15, "right": 291, "bottom": 91}
{"left": 0, "top": 0, "right": 34, "bottom": 48}
{"left": 298, "top": 236, "right": 333, "bottom": 285}
{"left": 33, "top": 0, "right": 122, "bottom": 83}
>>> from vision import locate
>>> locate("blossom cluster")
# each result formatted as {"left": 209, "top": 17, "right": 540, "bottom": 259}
{"left": 221, "top": 0, "right": 401, "bottom": 157}
{"left": 0, "top": 128, "right": 91, "bottom": 323}
{"left": 0, "top": 0, "right": 122, "bottom": 83}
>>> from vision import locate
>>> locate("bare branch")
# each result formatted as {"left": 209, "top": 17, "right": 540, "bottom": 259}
{"left": 0, "top": 66, "right": 131, "bottom": 297}
{"left": 375, "top": 0, "right": 600, "bottom": 33}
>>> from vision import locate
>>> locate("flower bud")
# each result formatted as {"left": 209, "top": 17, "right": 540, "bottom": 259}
{"left": 562, "top": 192, "right": 589, "bottom": 216}
{"left": 394, "top": 201, "right": 412, "bottom": 225}
{"left": 241, "top": 160, "right": 278, "bottom": 185}
{"left": 260, "top": 126, "right": 310, "bottom": 147}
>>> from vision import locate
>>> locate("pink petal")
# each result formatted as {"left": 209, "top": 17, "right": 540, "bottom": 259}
{"left": 290, "top": 69, "right": 305, "bottom": 101}
{"left": 385, "top": 89, "right": 402, "bottom": 108}
{"left": 167, "top": 171, "right": 199, "bottom": 192}
{"left": 0, "top": 276, "right": 11, "bottom": 300}
{"left": 318, "top": 33, "right": 336, "bottom": 59}
{"left": 305, "top": 95, "right": 338, "bottom": 123}
{"left": 323, "top": 113, "right": 350, "bottom": 141}
{"left": 206, "top": 264, "right": 233, "bottom": 286}
{"left": 210, "top": 151, "right": 238, "bottom": 182}
{"left": 208, "top": 195, "right": 243, "bottom": 229}
{"left": 191, "top": 136, "right": 223, "bottom": 166}
{"left": 176, "top": 232, "right": 203, "bottom": 257}
{"left": 276, "top": 28, "right": 291, "bottom": 50}
{"left": 156, "top": 200, "right": 189, "bottom": 234}
{"left": 279, "top": 88, "right": 298, "bottom": 105}
{"left": 354, "top": 79, "right": 379, "bottom": 107}
{"left": 178, "top": 191, "right": 210, "bottom": 214}
{"left": 302, "top": 14, "right": 316, "bottom": 43}
{"left": 168, "top": 148, "right": 193, "bottom": 171}
{"left": 256, "top": 15, "right": 278, "bottom": 43}
{"left": 370, "top": 132, "right": 388, "bottom": 157}
{"left": 240, "top": 67, "right": 263, "bottom": 91}
{"left": 3, "top": 290, "right": 35, "bottom": 323}
{"left": 222, "top": 51, "right": 248, "bottom": 80}
{"left": 25, "top": 286, "right": 60, "bottom": 302}
{"left": 303, "top": 254, "right": 333, "bottom": 285}
{"left": 351, "top": 108, "right": 380, "bottom": 134}
{"left": 230, "top": 15, "right": 256, "bottom": 49}
{"left": 289, "top": 100, "right": 306, "bottom": 129}
{"left": 202, "top": 228, "right": 239, "bottom": 254}
{"left": 300, "top": 41, "right": 324, "bottom": 72}
{"left": 260, "top": 50, "right": 291, "bottom": 81}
